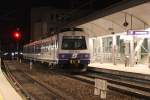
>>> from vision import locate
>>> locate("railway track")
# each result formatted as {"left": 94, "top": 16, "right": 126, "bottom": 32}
{"left": 49, "top": 67, "right": 150, "bottom": 99}
{"left": 1, "top": 61, "right": 34, "bottom": 100}
{"left": 2, "top": 61, "right": 75, "bottom": 100}
{"left": 2, "top": 60, "right": 150, "bottom": 99}
{"left": 65, "top": 68, "right": 150, "bottom": 99}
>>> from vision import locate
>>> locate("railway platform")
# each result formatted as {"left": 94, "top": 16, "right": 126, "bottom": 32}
{"left": 0, "top": 64, "right": 23, "bottom": 100}
{"left": 89, "top": 63, "right": 150, "bottom": 80}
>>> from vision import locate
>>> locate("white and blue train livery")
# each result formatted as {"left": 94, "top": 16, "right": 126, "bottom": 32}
{"left": 23, "top": 28, "right": 90, "bottom": 72}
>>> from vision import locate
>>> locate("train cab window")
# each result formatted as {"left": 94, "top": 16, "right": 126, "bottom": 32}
{"left": 61, "top": 36, "right": 87, "bottom": 50}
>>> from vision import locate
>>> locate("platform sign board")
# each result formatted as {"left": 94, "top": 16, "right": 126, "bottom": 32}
{"left": 94, "top": 78, "right": 107, "bottom": 99}
{"left": 127, "top": 30, "right": 149, "bottom": 38}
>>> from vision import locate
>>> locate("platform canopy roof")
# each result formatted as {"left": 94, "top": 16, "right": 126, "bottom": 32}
{"left": 78, "top": 2, "right": 150, "bottom": 37}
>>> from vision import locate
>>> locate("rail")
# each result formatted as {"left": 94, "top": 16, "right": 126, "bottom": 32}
{"left": 21, "top": 71, "right": 75, "bottom": 100}
{"left": 53, "top": 68, "right": 150, "bottom": 99}
{"left": 2, "top": 60, "right": 75, "bottom": 100}
{"left": 86, "top": 68, "right": 150, "bottom": 99}
{"left": 1, "top": 60, "right": 35, "bottom": 100}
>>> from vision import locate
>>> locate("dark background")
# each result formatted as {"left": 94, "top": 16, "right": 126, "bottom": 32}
{"left": 0, "top": 0, "right": 148, "bottom": 52}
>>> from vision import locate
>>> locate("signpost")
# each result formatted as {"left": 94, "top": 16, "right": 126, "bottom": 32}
{"left": 94, "top": 78, "right": 107, "bottom": 99}
{"left": 12, "top": 28, "right": 22, "bottom": 61}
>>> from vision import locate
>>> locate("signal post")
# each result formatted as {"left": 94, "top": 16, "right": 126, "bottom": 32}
{"left": 12, "top": 28, "right": 22, "bottom": 61}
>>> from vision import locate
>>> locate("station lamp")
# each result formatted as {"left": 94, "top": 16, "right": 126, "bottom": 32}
{"left": 123, "top": 13, "right": 129, "bottom": 27}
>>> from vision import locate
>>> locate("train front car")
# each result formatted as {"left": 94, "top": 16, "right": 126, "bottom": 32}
{"left": 58, "top": 28, "right": 90, "bottom": 72}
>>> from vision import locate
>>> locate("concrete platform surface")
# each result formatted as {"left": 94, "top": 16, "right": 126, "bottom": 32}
{"left": 89, "top": 63, "right": 150, "bottom": 75}
{"left": 0, "top": 67, "right": 23, "bottom": 100}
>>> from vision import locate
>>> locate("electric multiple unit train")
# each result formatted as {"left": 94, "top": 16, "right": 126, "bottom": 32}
{"left": 23, "top": 28, "right": 90, "bottom": 72}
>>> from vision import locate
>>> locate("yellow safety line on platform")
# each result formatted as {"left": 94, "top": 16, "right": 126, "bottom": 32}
{"left": 0, "top": 94, "right": 3, "bottom": 100}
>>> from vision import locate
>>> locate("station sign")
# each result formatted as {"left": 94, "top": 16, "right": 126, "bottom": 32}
{"left": 127, "top": 30, "right": 149, "bottom": 38}
{"left": 127, "top": 30, "right": 149, "bottom": 35}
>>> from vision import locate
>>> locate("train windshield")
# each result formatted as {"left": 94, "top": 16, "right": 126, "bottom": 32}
{"left": 62, "top": 36, "right": 87, "bottom": 50}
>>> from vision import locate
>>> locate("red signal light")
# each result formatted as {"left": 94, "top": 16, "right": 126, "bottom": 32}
{"left": 13, "top": 31, "right": 21, "bottom": 41}
{"left": 14, "top": 32, "right": 19, "bottom": 38}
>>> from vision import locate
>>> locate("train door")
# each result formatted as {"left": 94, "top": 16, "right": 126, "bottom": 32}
{"left": 54, "top": 39, "right": 58, "bottom": 61}
{"left": 52, "top": 38, "right": 57, "bottom": 61}
{"left": 51, "top": 41, "right": 55, "bottom": 60}
{"left": 53, "top": 39, "right": 57, "bottom": 61}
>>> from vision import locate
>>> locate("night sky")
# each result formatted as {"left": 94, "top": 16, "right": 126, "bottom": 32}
{"left": 0, "top": 0, "right": 147, "bottom": 52}
{"left": 0, "top": 0, "right": 60, "bottom": 52}
{"left": 0, "top": 0, "right": 84, "bottom": 52}
{"left": 0, "top": 8, "right": 30, "bottom": 52}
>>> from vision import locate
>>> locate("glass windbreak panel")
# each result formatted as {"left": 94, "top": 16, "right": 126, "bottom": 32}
{"left": 102, "top": 37, "right": 112, "bottom": 53}
{"left": 116, "top": 35, "right": 126, "bottom": 63}
{"left": 61, "top": 36, "right": 87, "bottom": 50}
{"left": 141, "top": 38, "right": 148, "bottom": 53}
{"left": 116, "top": 36, "right": 125, "bottom": 54}
{"left": 140, "top": 38, "right": 148, "bottom": 64}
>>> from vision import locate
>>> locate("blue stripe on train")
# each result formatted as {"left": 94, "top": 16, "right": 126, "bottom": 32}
{"left": 58, "top": 53, "right": 90, "bottom": 59}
